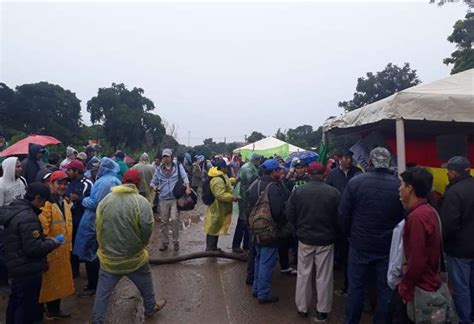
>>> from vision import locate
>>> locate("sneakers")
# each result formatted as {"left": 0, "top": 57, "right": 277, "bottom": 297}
{"left": 144, "top": 298, "right": 167, "bottom": 318}
{"left": 314, "top": 312, "right": 328, "bottom": 323}
{"left": 334, "top": 289, "right": 348, "bottom": 297}
{"left": 77, "top": 288, "right": 96, "bottom": 298}
{"left": 173, "top": 242, "right": 179, "bottom": 251}
{"left": 45, "top": 310, "right": 71, "bottom": 320}
{"left": 280, "top": 267, "right": 297, "bottom": 275}
{"left": 297, "top": 311, "right": 308, "bottom": 318}
{"left": 258, "top": 296, "right": 279, "bottom": 304}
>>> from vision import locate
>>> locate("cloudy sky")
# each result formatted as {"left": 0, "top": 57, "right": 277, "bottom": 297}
{"left": 1, "top": 1, "right": 468, "bottom": 145}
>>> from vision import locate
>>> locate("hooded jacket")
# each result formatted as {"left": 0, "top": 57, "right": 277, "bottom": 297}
{"left": 0, "top": 157, "right": 27, "bottom": 207}
{"left": 21, "top": 143, "right": 44, "bottom": 184}
{"left": 0, "top": 199, "right": 57, "bottom": 278}
{"left": 132, "top": 153, "right": 155, "bottom": 203}
{"left": 73, "top": 158, "right": 121, "bottom": 261}
{"left": 59, "top": 146, "right": 77, "bottom": 170}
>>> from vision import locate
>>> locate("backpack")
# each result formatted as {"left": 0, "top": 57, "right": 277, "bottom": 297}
{"left": 202, "top": 175, "right": 225, "bottom": 206}
{"left": 248, "top": 181, "right": 277, "bottom": 244}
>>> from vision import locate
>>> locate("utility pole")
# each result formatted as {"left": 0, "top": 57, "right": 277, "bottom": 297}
{"left": 224, "top": 137, "right": 226, "bottom": 144}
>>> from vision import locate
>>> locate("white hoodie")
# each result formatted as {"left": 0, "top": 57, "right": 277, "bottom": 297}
{"left": 0, "top": 157, "right": 27, "bottom": 207}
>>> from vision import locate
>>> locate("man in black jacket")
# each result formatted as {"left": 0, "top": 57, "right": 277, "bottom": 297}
{"left": 21, "top": 143, "right": 46, "bottom": 184}
{"left": 247, "top": 159, "right": 290, "bottom": 304}
{"left": 287, "top": 162, "right": 340, "bottom": 322}
{"left": 339, "top": 147, "right": 404, "bottom": 324}
{"left": 0, "top": 183, "right": 59, "bottom": 323}
{"left": 440, "top": 156, "right": 474, "bottom": 323}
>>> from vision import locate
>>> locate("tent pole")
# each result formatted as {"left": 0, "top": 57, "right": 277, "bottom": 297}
{"left": 396, "top": 119, "right": 406, "bottom": 174}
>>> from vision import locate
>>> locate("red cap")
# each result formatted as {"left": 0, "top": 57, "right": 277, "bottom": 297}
{"left": 123, "top": 169, "right": 141, "bottom": 186}
{"left": 65, "top": 159, "right": 85, "bottom": 172}
{"left": 307, "top": 162, "right": 326, "bottom": 175}
{"left": 50, "top": 171, "right": 69, "bottom": 183}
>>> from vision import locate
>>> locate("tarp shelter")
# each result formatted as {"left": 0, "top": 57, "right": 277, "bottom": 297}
{"left": 323, "top": 69, "right": 474, "bottom": 193}
{"left": 233, "top": 137, "right": 304, "bottom": 161}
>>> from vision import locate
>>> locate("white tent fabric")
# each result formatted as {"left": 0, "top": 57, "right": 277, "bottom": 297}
{"left": 233, "top": 137, "right": 304, "bottom": 155}
{"left": 324, "top": 69, "right": 474, "bottom": 131}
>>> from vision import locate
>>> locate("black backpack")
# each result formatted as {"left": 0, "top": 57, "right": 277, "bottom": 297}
{"left": 202, "top": 175, "right": 225, "bottom": 206}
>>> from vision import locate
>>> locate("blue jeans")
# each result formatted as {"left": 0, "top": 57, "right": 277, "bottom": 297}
{"left": 6, "top": 274, "right": 43, "bottom": 324}
{"left": 92, "top": 263, "right": 156, "bottom": 324}
{"left": 345, "top": 247, "right": 392, "bottom": 324}
{"left": 446, "top": 256, "right": 474, "bottom": 323}
{"left": 252, "top": 246, "right": 278, "bottom": 300}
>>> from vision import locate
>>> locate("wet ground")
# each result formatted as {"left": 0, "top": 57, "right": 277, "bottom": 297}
{"left": 0, "top": 202, "right": 373, "bottom": 323}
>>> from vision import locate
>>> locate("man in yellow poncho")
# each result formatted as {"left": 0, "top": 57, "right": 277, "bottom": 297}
{"left": 204, "top": 159, "right": 240, "bottom": 251}
{"left": 92, "top": 169, "right": 166, "bottom": 323}
{"left": 39, "top": 171, "right": 74, "bottom": 319}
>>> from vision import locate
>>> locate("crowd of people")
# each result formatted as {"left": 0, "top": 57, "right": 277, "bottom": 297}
{"left": 0, "top": 136, "right": 473, "bottom": 324}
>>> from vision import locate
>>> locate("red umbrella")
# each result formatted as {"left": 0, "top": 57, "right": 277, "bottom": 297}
{"left": 0, "top": 134, "right": 61, "bottom": 157}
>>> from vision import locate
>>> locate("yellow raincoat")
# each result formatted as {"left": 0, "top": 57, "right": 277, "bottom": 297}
{"left": 96, "top": 184, "right": 154, "bottom": 275}
{"left": 204, "top": 167, "right": 235, "bottom": 236}
{"left": 39, "top": 200, "right": 74, "bottom": 303}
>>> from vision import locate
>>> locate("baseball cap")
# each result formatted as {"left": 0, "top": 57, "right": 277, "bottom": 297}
{"left": 261, "top": 159, "right": 284, "bottom": 171}
{"left": 76, "top": 152, "right": 87, "bottom": 161}
{"left": 442, "top": 156, "right": 471, "bottom": 173}
{"left": 114, "top": 150, "right": 125, "bottom": 159}
{"left": 369, "top": 147, "right": 391, "bottom": 168}
{"left": 65, "top": 160, "right": 85, "bottom": 172}
{"left": 123, "top": 169, "right": 141, "bottom": 186}
{"left": 307, "top": 162, "right": 326, "bottom": 175}
{"left": 162, "top": 148, "right": 173, "bottom": 157}
{"left": 25, "top": 182, "right": 51, "bottom": 202}
{"left": 50, "top": 171, "right": 68, "bottom": 183}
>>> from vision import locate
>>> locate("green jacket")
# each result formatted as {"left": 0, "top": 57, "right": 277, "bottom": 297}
{"left": 238, "top": 162, "right": 259, "bottom": 220}
{"left": 116, "top": 159, "right": 129, "bottom": 181}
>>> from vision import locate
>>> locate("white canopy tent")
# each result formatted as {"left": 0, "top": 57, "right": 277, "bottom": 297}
{"left": 323, "top": 69, "right": 474, "bottom": 172}
{"left": 233, "top": 137, "right": 304, "bottom": 160}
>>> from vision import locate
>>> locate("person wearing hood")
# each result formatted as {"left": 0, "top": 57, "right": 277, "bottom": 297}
{"left": 85, "top": 145, "right": 100, "bottom": 181}
{"left": 73, "top": 157, "right": 121, "bottom": 298}
{"left": 113, "top": 150, "right": 129, "bottom": 181}
{"left": 21, "top": 143, "right": 46, "bottom": 184}
{"left": 0, "top": 183, "right": 60, "bottom": 323}
{"left": 132, "top": 153, "right": 155, "bottom": 204}
{"left": 59, "top": 146, "right": 78, "bottom": 171}
{"left": 204, "top": 159, "right": 240, "bottom": 251}
{"left": 92, "top": 170, "right": 166, "bottom": 322}
{"left": 0, "top": 157, "right": 27, "bottom": 207}
{"left": 39, "top": 171, "right": 75, "bottom": 319}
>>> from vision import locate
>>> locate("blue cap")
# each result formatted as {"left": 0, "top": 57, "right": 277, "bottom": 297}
{"left": 261, "top": 159, "right": 284, "bottom": 171}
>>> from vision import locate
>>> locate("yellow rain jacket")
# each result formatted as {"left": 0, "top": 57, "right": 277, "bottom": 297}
{"left": 204, "top": 167, "right": 235, "bottom": 236}
{"left": 96, "top": 184, "right": 154, "bottom": 275}
{"left": 39, "top": 199, "right": 74, "bottom": 303}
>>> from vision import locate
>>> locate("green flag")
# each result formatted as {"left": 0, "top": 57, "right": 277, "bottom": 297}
{"left": 318, "top": 140, "right": 328, "bottom": 165}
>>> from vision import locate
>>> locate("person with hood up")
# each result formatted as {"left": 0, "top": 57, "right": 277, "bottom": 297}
{"left": 92, "top": 169, "right": 166, "bottom": 323}
{"left": 113, "top": 150, "right": 128, "bottom": 181}
{"left": 59, "top": 146, "right": 78, "bottom": 171}
{"left": 73, "top": 158, "right": 121, "bottom": 298}
{"left": 204, "top": 159, "right": 239, "bottom": 251}
{"left": 39, "top": 171, "right": 75, "bottom": 319}
{"left": 0, "top": 157, "right": 27, "bottom": 207}
{"left": 21, "top": 143, "right": 46, "bottom": 184}
{"left": 0, "top": 183, "right": 60, "bottom": 323}
{"left": 132, "top": 153, "right": 156, "bottom": 204}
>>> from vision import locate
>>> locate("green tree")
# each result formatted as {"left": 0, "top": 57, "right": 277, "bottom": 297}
{"left": 338, "top": 63, "right": 421, "bottom": 112}
{"left": 246, "top": 131, "right": 265, "bottom": 143}
{"left": 444, "top": 13, "right": 474, "bottom": 74}
{"left": 203, "top": 138, "right": 216, "bottom": 145}
{"left": 4, "top": 82, "right": 82, "bottom": 144}
{"left": 286, "top": 125, "right": 323, "bottom": 150}
{"left": 87, "top": 83, "right": 165, "bottom": 150}
{"left": 275, "top": 128, "right": 287, "bottom": 141}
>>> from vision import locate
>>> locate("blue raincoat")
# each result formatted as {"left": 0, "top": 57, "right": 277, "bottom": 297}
{"left": 73, "top": 158, "right": 121, "bottom": 261}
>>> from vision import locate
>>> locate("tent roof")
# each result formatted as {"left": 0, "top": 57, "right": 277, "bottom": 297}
{"left": 324, "top": 69, "right": 474, "bottom": 132}
{"left": 233, "top": 137, "right": 304, "bottom": 154}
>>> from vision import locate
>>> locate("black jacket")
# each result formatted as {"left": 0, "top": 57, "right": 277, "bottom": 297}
{"left": 440, "top": 174, "right": 474, "bottom": 259}
{"left": 326, "top": 166, "right": 362, "bottom": 195}
{"left": 0, "top": 199, "right": 57, "bottom": 278}
{"left": 287, "top": 179, "right": 340, "bottom": 246}
{"left": 21, "top": 143, "right": 44, "bottom": 184}
{"left": 339, "top": 168, "right": 404, "bottom": 255}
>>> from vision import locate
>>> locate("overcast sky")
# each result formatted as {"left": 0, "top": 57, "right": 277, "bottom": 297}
{"left": 1, "top": 2, "right": 468, "bottom": 146}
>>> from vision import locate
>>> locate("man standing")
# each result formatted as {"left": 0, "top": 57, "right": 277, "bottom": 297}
{"left": 204, "top": 159, "right": 239, "bottom": 251}
{"left": 393, "top": 167, "right": 442, "bottom": 322}
{"left": 232, "top": 154, "right": 261, "bottom": 254}
{"left": 0, "top": 157, "right": 27, "bottom": 207}
{"left": 247, "top": 159, "right": 290, "bottom": 304}
{"left": 440, "top": 156, "right": 474, "bottom": 323}
{"left": 287, "top": 162, "right": 340, "bottom": 322}
{"left": 59, "top": 146, "right": 78, "bottom": 171}
{"left": 132, "top": 153, "right": 156, "bottom": 204}
{"left": 21, "top": 143, "right": 45, "bottom": 184}
{"left": 84, "top": 145, "right": 100, "bottom": 181}
{"left": 92, "top": 170, "right": 166, "bottom": 323}
{"left": 151, "top": 149, "right": 190, "bottom": 251}
{"left": 0, "top": 183, "right": 60, "bottom": 323}
{"left": 113, "top": 151, "right": 129, "bottom": 181}
{"left": 340, "top": 147, "right": 404, "bottom": 323}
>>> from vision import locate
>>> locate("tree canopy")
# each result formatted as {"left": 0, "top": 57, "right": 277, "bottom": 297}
{"left": 338, "top": 63, "right": 421, "bottom": 112}
{"left": 246, "top": 131, "right": 265, "bottom": 143}
{"left": 444, "top": 13, "right": 474, "bottom": 74}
